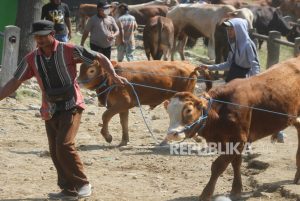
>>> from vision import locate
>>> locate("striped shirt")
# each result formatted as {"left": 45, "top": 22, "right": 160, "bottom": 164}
{"left": 14, "top": 40, "right": 98, "bottom": 120}
{"left": 116, "top": 13, "right": 137, "bottom": 47}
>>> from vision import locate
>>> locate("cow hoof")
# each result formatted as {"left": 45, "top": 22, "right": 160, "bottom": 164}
{"left": 294, "top": 170, "right": 300, "bottom": 184}
{"left": 159, "top": 140, "right": 169, "bottom": 146}
{"left": 199, "top": 195, "right": 210, "bottom": 201}
{"left": 230, "top": 193, "right": 242, "bottom": 200}
{"left": 102, "top": 134, "right": 112, "bottom": 143}
{"left": 118, "top": 140, "right": 129, "bottom": 147}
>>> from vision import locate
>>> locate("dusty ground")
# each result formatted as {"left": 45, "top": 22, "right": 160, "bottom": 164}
{"left": 0, "top": 36, "right": 300, "bottom": 201}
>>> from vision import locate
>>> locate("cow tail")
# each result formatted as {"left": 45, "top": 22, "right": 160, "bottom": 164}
{"left": 194, "top": 67, "right": 213, "bottom": 92}
{"left": 155, "top": 17, "right": 163, "bottom": 60}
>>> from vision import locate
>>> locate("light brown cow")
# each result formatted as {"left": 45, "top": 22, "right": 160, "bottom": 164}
{"left": 77, "top": 60, "right": 211, "bottom": 146}
{"left": 279, "top": 0, "right": 300, "bottom": 19}
{"left": 163, "top": 56, "right": 300, "bottom": 200}
{"left": 143, "top": 16, "right": 174, "bottom": 60}
{"left": 166, "top": 4, "right": 236, "bottom": 60}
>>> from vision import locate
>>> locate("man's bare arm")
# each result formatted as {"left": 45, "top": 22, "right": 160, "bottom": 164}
{"left": 0, "top": 78, "right": 22, "bottom": 101}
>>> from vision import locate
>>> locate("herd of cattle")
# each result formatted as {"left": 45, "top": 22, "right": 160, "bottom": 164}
{"left": 76, "top": 0, "right": 300, "bottom": 63}
{"left": 74, "top": 0, "right": 300, "bottom": 200}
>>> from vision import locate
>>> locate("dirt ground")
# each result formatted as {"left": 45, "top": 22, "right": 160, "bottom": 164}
{"left": 1, "top": 38, "right": 300, "bottom": 201}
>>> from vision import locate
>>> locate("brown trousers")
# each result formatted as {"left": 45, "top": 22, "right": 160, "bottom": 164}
{"left": 45, "top": 108, "right": 88, "bottom": 195}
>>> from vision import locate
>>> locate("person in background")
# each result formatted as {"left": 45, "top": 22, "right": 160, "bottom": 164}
{"left": 200, "top": 18, "right": 285, "bottom": 143}
{"left": 41, "top": 0, "right": 72, "bottom": 42}
{"left": 115, "top": 3, "right": 138, "bottom": 62}
{"left": 0, "top": 20, "right": 126, "bottom": 199}
{"left": 80, "top": 1, "right": 119, "bottom": 60}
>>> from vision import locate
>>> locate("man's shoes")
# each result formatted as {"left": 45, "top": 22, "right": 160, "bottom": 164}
{"left": 77, "top": 183, "right": 92, "bottom": 198}
{"left": 277, "top": 131, "right": 286, "bottom": 143}
{"left": 48, "top": 190, "right": 78, "bottom": 200}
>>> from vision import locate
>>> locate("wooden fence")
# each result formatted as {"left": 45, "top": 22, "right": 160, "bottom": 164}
{"left": 250, "top": 29, "right": 300, "bottom": 69}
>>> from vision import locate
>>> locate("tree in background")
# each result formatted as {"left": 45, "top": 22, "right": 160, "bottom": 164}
{"left": 15, "top": 0, "right": 44, "bottom": 62}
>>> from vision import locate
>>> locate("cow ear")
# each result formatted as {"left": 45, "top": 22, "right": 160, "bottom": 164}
{"left": 111, "top": 60, "right": 118, "bottom": 67}
{"left": 163, "top": 100, "right": 170, "bottom": 110}
{"left": 195, "top": 100, "right": 203, "bottom": 111}
{"left": 92, "top": 60, "right": 100, "bottom": 66}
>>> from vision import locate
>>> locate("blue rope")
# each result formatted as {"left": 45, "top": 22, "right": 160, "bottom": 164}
{"left": 97, "top": 82, "right": 298, "bottom": 119}
{"left": 96, "top": 82, "right": 160, "bottom": 144}
{"left": 114, "top": 69, "right": 213, "bottom": 83}
{"left": 211, "top": 99, "right": 298, "bottom": 118}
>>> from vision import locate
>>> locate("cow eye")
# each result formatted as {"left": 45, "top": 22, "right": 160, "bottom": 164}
{"left": 87, "top": 67, "right": 97, "bottom": 78}
{"left": 186, "top": 109, "right": 192, "bottom": 113}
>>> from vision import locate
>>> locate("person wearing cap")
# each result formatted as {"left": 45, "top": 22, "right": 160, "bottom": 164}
{"left": 41, "top": 0, "right": 72, "bottom": 42}
{"left": 115, "top": 3, "right": 138, "bottom": 62}
{"left": 0, "top": 20, "right": 127, "bottom": 199}
{"left": 80, "top": 1, "right": 119, "bottom": 60}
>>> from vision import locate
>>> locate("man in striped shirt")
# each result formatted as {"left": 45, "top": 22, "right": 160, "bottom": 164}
{"left": 115, "top": 3, "right": 137, "bottom": 62}
{"left": 0, "top": 20, "right": 126, "bottom": 199}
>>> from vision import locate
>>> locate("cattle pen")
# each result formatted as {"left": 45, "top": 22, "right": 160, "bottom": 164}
{"left": 250, "top": 28, "right": 300, "bottom": 68}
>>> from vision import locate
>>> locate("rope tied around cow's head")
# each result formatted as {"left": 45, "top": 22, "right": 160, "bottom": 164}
{"left": 176, "top": 97, "right": 213, "bottom": 138}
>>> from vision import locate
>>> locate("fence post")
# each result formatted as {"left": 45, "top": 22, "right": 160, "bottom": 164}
{"left": 249, "top": 28, "right": 258, "bottom": 49}
{"left": 0, "top": 25, "right": 20, "bottom": 87}
{"left": 294, "top": 37, "right": 300, "bottom": 57}
{"left": 267, "top": 31, "right": 281, "bottom": 68}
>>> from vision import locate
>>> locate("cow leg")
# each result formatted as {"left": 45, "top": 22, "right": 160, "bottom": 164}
{"left": 178, "top": 35, "right": 188, "bottom": 61}
{"left": 199, "top": 155, "right": 234, "bottom": 201}
{"left": 118, "top": 110, "right": 129, "bottom": 147}
{"left": 171, "top": 38, "right": 177, "bottom": 61}
{"left": 162, "top": 45, "right": 169, "bottom": 61}
{"left": 230, "top": 154, "right": 243, "bottom": 200}
{"left": 101, "top": 105, "right": 129, "bottom": 144}
{"left": 293, "top": 122, "right": 300, "bottom": 184}
{"left": 207, "top": 37, "right": 216, "bottom": 61}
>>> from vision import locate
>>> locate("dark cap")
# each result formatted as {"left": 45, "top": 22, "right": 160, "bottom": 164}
{"left": 222, "top": 20, "right": 233, "bottom": 27}
{"left": 118, "top": 3, "right": 128, "bottom": 11}
{"left": 31, "top": 20, "right": 54, "bottom": 35}
{"left": 97, "top": 1, "right": 111, "bottom": 9}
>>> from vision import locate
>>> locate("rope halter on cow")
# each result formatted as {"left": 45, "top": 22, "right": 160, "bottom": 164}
{"left": 176, "top": 97, "right": 213, "bottom": 136}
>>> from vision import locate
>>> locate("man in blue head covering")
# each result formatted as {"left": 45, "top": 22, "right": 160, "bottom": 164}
{"left": 200, "top": 18, "right": 260, "bottom": 81}
{"left": 200, "top": 18, "right": 285, "bottom": 143}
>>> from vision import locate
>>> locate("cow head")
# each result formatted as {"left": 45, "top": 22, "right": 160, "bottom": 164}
{"left": 287, "top": 24, "right": 300, "bottom": 42}
{"left": 269, "top": 9, "right": 292, "bottom": 36}
{"left": 77, "top": 60, "right": 117, "bottom": 90}
{"left": 162, "top": 92, "right": 211, "bottom": 144}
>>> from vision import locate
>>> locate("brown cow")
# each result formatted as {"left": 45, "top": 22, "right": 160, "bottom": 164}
{"left": 143, "top": 16, "right": 174, "bottom": 60}
{"left": 114, "top": 5, "right": 169, "bottom": 25}
{"left": 76, "top": 0, "right": 179, "bottom": 32}
{"left": 77, "top": 60, "right": 210, "bottom": 146}
{"left": 163, "top": 56, "right": 300, "bottom": 200}
{"left": 279, "top": 0, "right": 300, "bottom": 19}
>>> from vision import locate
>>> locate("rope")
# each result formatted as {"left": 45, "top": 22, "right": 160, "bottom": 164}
{"left": 211, "top": 99, "right": 298, "bottom": 118}
{"left": 0, "top": 107, "right": 38, "bottom": 111}
{"left": 97, "top": 82, "right": 159, "bottom": 144}
{"left": 97, "top": 81, "right": 298, "bottom": 119}
{"left": 114, "top": 69, "right": 214, "bottom": 83}
{"left": 126, "top": 81, "right": 159, "bottom": 144}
